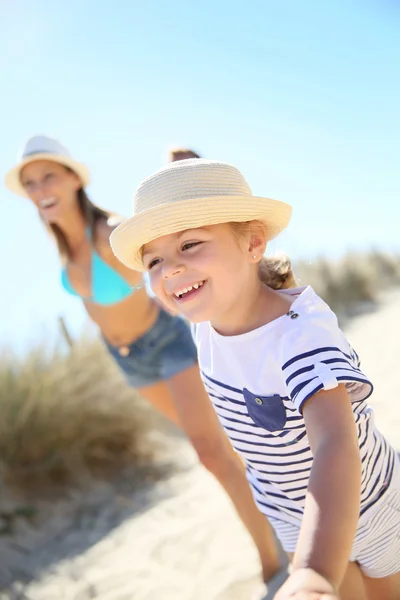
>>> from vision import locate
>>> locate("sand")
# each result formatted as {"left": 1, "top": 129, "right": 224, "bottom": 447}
{"left": 1, "top": 290, "right": 399, "bottom": 600}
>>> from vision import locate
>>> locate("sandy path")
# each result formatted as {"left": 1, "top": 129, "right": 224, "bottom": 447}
{"left": 2, "top": 290, "right": 399, "bottom": 600}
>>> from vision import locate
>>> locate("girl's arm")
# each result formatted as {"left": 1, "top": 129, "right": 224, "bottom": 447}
{"left": 291, "top": 384, "right": 362, "bottom": 590}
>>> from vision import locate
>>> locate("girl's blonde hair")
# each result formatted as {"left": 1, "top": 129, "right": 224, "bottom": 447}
{"left": 229, "top": 221, "right": 296, "bottom": 290}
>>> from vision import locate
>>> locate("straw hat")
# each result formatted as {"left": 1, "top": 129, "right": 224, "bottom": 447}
{"left": 4, "top": 135, "right": 90, "bottom": 197}
{"left": 110, "top": 159, "right": 292, "bottom": 272}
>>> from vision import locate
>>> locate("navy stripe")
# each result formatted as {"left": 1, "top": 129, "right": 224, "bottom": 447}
{"left": 230, "top": 430, "right": 308, "bottom": 449}
{"left": 247, "top": 457, "right": 313, "bottom": 469}
{"left": 289, "top": 374, "right": 371, "bottom": 402}
{"left": 360, "top": 423, "right": 376, "bottom": 487}
{"left": 253, "top": 473, "right": 311, "bottom": 488}
{"left": 290, "top": 377, "right": 318, "bottom": 399}
{"left": 326, "top": 357, "right": 362, "bottom": 370}
{"left": 296, "top": 383, "right": 324, "bottom": 409}
{"left": 285, "top": 359, "right": 363, "bottom": 386}
{"left": 360, "top": 450, "right": 394, "bottom": 516}
{"left": 232, "top": 444, "right": 311, "bottom": 458}
{"left": 260, "top": 488, "right": 304, "bottom": 503}
{"left": 285, "top": 365, "right": 315, "bottom": 385}
{"left": 257, "top": 474, "right": 310, "bottom": 487}
{"left": 331, "top": 364, "right": 363, "bottom": 374}
{"left": 222, "top": 424, "right": 284, "bottom": 440}
{"left": 257, "top": 491, "right": 304, "bottom": 508}
{"left": 202, "top": 371, "right": 243, "bottom": 394}
{"left": 206, "top": 390, "right": 245, "bottom": 407}
{"left": 357, "top": 423, "right": 370, "bottom": 454}
{"left": 212, "top": 397, "right": 298, "bottom": 416}
{"left": 228, "top": 431, "right": 308, "bottom": 449}
{"left": 272, "top": 479, "right": 310, "bottom": 493}
{"left": 211, "top": 402, "right": 248, "bottom": 417}
{"left": 282, "top": 346, "right": 353, "bottom": 370}
{"left": 361, "top": 442, "right": 385, "bottom": 498}
{"left": 252, "top": 494, "right": 300, "bottom": 516}
{"left": 213, "top": 403, "right": 302, "bottom": 424}
{"left": 220, "top": 419, "right": 304, "bottom": 437}
{"left": 359, "top": 419, "right": 371, "bottom": 453}
{"left": 217, "top": 413, "right": 274, "bottom": 429}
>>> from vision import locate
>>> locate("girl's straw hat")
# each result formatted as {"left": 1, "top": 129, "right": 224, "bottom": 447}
{"left": 111, "top": 159, "right": 292, "bottom": 272}
{"left": 5, "top": 135, "right": 90, "bottom": 197}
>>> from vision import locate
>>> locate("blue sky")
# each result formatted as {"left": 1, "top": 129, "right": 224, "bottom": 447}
{"left": 1, "top": 0, "right": 399, "bottom": 351}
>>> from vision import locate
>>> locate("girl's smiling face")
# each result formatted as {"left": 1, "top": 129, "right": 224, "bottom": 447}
{"left": 143, "top": 223, "right": 262, "bottom": 329}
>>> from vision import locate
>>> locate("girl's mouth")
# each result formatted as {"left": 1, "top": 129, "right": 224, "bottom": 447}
{"left": 173, "top": 280, "right": 206, "bottom": 301}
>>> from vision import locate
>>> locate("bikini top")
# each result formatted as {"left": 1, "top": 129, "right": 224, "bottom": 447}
{"left": 61, "top": 228, "right": 142, "bottom": 305}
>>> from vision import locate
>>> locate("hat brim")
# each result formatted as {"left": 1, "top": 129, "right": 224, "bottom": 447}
{"left": 4, "top": 153, "right": 91, "bottom": 197}
{"left": 110, "top": 195, "right": 292, "bottom": 272}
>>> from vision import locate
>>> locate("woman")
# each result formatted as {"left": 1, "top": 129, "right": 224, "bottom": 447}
{"left": 4, "top": 135, "right": 282, "bottom": 583}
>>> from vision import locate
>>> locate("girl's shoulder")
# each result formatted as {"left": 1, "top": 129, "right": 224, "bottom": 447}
{"left": 279, "top": 286, "right": 339, "bottom": 333}
{"left": 278, "top": 287, "right": 371, "bottom": 411}
{"left": 278, "top": 286, "right": 355, "bottom": 365}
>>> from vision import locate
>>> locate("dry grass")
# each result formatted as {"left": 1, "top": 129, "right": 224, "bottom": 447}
{"left": 0, "top": 338, "right": 167, "bottom": 498}
{"left": 294, "top": 250, "right": 400, "bottom": 316}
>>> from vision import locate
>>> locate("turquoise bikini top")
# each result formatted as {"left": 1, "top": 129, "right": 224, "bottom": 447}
{"left": 61, "top": 228, "right": 142, "bottom": 305}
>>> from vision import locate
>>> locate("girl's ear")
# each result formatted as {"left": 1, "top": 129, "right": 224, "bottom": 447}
{"left": 247, "top": 222, "right": 267, "bottom": 263}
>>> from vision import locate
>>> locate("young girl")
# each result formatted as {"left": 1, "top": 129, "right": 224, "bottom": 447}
{"left": 110, "top": 159, "right": 400, "bottom": 600}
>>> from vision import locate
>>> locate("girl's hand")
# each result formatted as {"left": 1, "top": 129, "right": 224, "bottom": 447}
{"left": 273, "top": 568, "right": 339, "bottom": 600}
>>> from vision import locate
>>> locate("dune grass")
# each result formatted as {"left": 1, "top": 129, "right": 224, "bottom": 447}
{"left": 0, "top": 339, "right": 164, "bottom": 498}
{"left": 294, "top": 249, "right": 400, "bottom": 316}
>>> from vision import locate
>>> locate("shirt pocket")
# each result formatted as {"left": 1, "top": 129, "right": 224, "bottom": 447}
{"left": 243, "top": 388, "right": 287, "bottom": 432}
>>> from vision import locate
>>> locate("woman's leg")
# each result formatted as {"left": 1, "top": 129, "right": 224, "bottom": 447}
{"left": 138, "top": 364, "right": 283, "bottom": 581}
{"left": 137, "top": 379, "right": 181, "bottom": 425}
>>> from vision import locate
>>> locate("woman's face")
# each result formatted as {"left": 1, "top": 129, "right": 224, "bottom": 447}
{"left": 20, "top": 160, "right": 82, "bottom": 224}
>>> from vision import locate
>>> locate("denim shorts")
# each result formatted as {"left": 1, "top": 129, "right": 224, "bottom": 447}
{"left": 104, "top": 309, "right": 198, "bottom": 389}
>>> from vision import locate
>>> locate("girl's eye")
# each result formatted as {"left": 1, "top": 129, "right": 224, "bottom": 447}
{"left": 182, "top": 241, "right": 202, "bottom": 251}
{"left": 44, "top": 173, "right": 55, "bottom": 181}
{"left": 148, "top": 258, "right": 161, "bottom": 270}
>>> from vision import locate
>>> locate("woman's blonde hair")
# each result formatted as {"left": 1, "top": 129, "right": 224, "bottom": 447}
{"left": 229, "top": 221, "right": 296, "bottom": 290}
{"left": 42, "top": 167, "right": 114, "bottom": 263}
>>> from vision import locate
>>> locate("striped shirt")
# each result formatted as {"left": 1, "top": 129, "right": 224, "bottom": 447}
{"left": 192, "top": 286, "right": 396, "bottom": 526}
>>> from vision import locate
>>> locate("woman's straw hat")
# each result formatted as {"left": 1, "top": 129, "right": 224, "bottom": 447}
{"left": 5, "top": 135, "right": 90, "bottom": 197}
{"left": 111, "top": 159, "right": 292, "bottom": 272}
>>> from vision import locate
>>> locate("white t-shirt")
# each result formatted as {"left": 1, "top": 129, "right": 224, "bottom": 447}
{"left": 192, "top": 286, "right": 395, "bottom": 525}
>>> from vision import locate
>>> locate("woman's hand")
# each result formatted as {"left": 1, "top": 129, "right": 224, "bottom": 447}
{"left": 273, "top": 568, "right": 339, "bottom": 600}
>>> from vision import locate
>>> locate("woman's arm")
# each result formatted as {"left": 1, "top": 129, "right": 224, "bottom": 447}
{"left": 96, "top": 219, "right": 145, "bottom": 285}
{"left": 291, "top": 384, "right": 362, "bottom": 590}
{"left": 96, "top": 219, "right": 177, "bottom": 313}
